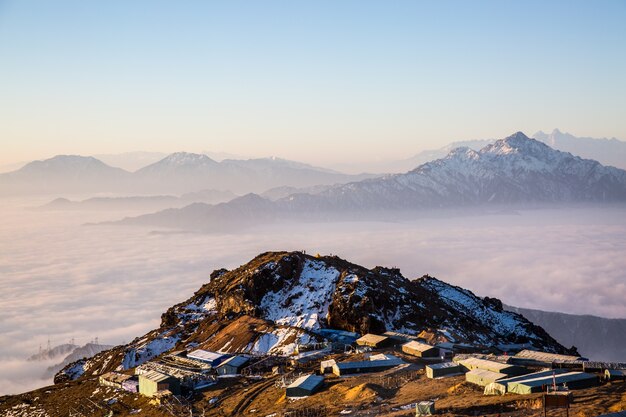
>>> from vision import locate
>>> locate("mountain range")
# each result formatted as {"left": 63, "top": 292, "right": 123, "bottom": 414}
{"left": 505, "top": 305, "right": 626, "bottom": 363}
{"left": 0, "top": 153, "right": 374, "bottom": 197}
{"left": 113, "top": 132, "right": 626, "bottom": 230}
{"left": 55, "top": 251, "right": 571, "bottom": 382}
{"left": 40, "top": 189, "right": 238, "bottom": 211}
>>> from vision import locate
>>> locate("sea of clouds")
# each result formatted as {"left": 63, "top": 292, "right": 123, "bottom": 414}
{"left": 1, "top": 200, "right": 625, "bottom": 395}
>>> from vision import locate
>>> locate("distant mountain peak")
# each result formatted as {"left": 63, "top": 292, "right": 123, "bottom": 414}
{"left": 160, "top": 152, "right": 217, "bottom": 165}
{"left": 484, "top": 131, "right": 552, "bottom": 157}
{"left": 446, "top": 146, "right": 480, "bottom": 159}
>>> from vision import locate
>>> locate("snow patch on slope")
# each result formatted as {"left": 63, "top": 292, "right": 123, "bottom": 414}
{"left": 260, "top": 259, "right": 340, "bottom": 330}
{"left": 120, "top": 332, "right": 180, "bottom": 369}
{"left": 422, "top": 278, "right": 530, "bottom": 339}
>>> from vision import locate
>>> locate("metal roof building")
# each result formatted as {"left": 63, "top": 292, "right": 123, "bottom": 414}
{"left": 215, "top": 355, "right": 249, "bottom": 375}
{"left": 512, "top": 350, "right": 585, "bottom": 366}
{"left": 138, "top": 371, "right": 181, "bottom": 397}
{"left": 426, "top": 362, "right": 463, "bottom": 379}
{"left": 320, "top": 359, "right": 336, "bottom": 374}
{"left": 316, "top": 329, "right": 359, "bottom": 345}
{"left": 369, "top": 353, "right": 399, "bottom": 361}
{"left": 605, "top": 369, "right": 626, "bottom": 381}
{"left": 286, "top": 374, "right": 324, "bottom": 397}
{"left": 99, "top": 372, "right": 132, "bottom": 389}
{"left": 356, "top": 333, "right": 391, "bottom": 348}
{"left": 332, "top": 357, "right": 403, "bottom": 376}
{"left": 402, "top": 341, "right": 440, "bottom": 358}
{"left": 457, "top": 357, "right": 527, "bottom": 376}
{"left": 187, "top": 349, "right": 230, "bottom": 367}
{"left": 382, "top": 331, "right": 419, "bottom": 345}
{"left": 484, "top": 369, "right": 569, "bottom": 395}
{"left": 507, "top": 371, "right": 598, "bottom": 394}
{"left": 465, "top": 369, "right": 509, "bottom": 387}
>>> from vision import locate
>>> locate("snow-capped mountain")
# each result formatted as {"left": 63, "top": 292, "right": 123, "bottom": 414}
{"left": 533, "top": 128, "right": 626, "bottom": 170}
{"left": 55, "top": 251, "right": 571, "bottom": 382}
{"left": 284, "top": 132, "right": 626, "bottom": 210}
{"left": 375, "top": 129, "right": 626, "bottom": 174}
{"left": 393, "top": 139, "right": 494, "bottom": 173}
{"left": 115, "top": 132, "right": 626, "bottom": 230}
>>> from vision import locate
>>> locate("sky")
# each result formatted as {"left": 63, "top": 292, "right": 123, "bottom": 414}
{"left": 1, "top": 0, "right": 626, "bottom": 167}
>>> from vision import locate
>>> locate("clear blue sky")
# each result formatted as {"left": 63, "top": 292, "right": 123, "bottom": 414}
{"left": 1, "top": 0, "right": 625, "bottom": 166}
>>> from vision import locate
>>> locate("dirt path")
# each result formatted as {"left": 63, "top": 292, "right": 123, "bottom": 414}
{"left": 231, "top": 377, "right": 278, "bottom": 415}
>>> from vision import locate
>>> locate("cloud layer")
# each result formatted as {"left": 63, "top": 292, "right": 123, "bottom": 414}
{"left": 1, "top": 202, "right": 625, "bottom": 394}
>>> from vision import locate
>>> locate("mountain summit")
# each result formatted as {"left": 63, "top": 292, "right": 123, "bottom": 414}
{"left": 55, "top": 251, "right": 571, "bottom": 382}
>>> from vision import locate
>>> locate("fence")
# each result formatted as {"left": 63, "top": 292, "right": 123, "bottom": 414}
{"left": 364, "top": 369, "right": 422, "bottom": 389}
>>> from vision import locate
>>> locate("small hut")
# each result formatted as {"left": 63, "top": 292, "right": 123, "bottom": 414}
{"left": 402, "top": 341, "right": 439, "bottom": 358}
{"left": 215, "top": 356, "right": 249, "bottom": 375}
{"left": 286, "top": 374, "right": 324, "bottom": 397}
{"left": 99, "top": 372, "right": 132, "bottom": 389}
{"left": 139, "top": 371, "right": 181, "bottom": 397}
{"left": 426, "top": 362, "right": 463, "bottom": 379}
{"left": 605, "top": 369, "right": 626, "bottom": 382}
{"left": 356, "top": 334, "right": 391, "bottom": 349}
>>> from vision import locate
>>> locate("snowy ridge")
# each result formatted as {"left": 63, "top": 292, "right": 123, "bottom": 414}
{"left": 260, "top": 259, "right": 340, "bottom": 330}
{"left": 420, "top": 277, "right": 536, "bottom": 344}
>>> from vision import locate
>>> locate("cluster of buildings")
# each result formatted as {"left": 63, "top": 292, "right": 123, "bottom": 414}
{"left": 418, "top": 349, "right": 621, "bottom": 397}
{"left": 98, "top": 328, "right": 626, "bottom": 407}
{"left": 99, "top": 348, "right": 250, "bottom": 399}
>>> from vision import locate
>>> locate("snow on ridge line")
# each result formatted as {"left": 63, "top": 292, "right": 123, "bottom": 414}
{"left": 422, "top": 278, "right": 530, "bottom": 337}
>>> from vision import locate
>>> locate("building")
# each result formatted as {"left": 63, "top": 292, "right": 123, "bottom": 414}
{"left": 356, "top": 334, "right": 391, "bottom": 349}
{"left": 382, "top": 331, "right": 419, "bottom": 345}
{"left": 187, "top": 349, "right": 230, "bottom": 367}
{"left": 484, "top": 369, "right": 568, "bottom": 395}
{"left": 285, "top": 374, "right": 324, "bottom": 397}
{"left": 99, "top": 372, "right": 132, "bottom": 389}
{"left": 605, "top": 369, "right": 626, "bottom": 381}
{"left": 465, "top": 369, "right": 508, "bottom": 387}
{"left": 511, "top": 350, "right": 585, "bottom": 367}
{"left": 402, "top": 341, "right": 439, "bottom": 358}
{"left": 456, "top": 357, "right": 526, "bottom": 376}
{"left": 426, "top": 362, "right": 463, "bottom": 379}
{"left": 332, "top": 358, "right": 403, "bottom": 376}
{"left": 506, "top": 371, "right": 597, "bottom": 394}
{"left": 320, "top": 359, "right": 336, "bottom": 374}
{"left": 215, "top": 356, "right": 249, "bottom": 375}
{"left": 369, "top": 353, "right": 400, "bottom": 361}
{"left": 122, "top": 377, "right": 139, "bottom": 393}
{"left": 316, "top": 329, "right": 359, "bottom": 345}
{"left": 416, "top": 400, "right": 435, "bottom": 416}
{"left": 138, "top": 371, "right": 181, "bottom": 397}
